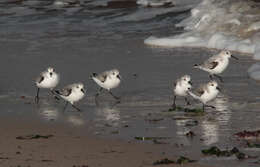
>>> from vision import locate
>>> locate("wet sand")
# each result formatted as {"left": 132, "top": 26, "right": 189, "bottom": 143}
{"left": 0, "top": 38, "right": 260, "bottom": 166}
{"left": 0, "top": 117, "right": 212, "bottom": 167}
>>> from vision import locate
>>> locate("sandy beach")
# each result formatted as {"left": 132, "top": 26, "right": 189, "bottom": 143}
{"left": 1, "top": 0, "right": 260, "bottom": 167}
{"left": 0, "top": 117, "right": 212, "bottom": 167}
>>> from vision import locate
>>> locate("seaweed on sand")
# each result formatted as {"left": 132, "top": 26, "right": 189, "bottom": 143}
{"left": 234, "top": 130, "right": 260, "bottom": 139}
{"left": 153, "top": 158, "right": 174, "bottom": 165}
{"left": 246, "top": 142, "right": 260, "bottom": 148}
{"left": 153, "top": 156, "right": 196, "bottom": 165}
{"left": 16, "top": 134, "right": 53, "bottom": 140}
{"left": 201, "top": 146, "right": 256, "bottom": 160}
{"left": 168, "top": 106, "right": 204, "bottom": 113}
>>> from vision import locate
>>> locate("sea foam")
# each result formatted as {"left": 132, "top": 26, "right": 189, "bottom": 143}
{"left": 248, "top": 63, "right": 260, "bottom": 81}
{"left": 144, "top": 0, "right": 260, "bottom": 61}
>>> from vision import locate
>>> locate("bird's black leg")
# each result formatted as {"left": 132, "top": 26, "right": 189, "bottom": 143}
{"left": 209, "top": 75, "right": 213, "bottom": 80}
{"left": 63, "top": 101, "right": 69, "bottom": 112}
{"left": 214, "top": 74, "right": 223, "bottom": 83}
{"left": 50, "top": 90, "right": 60, "bottom": 100}
{"left": 95, "top": 88, "right": 103, "bottom": 105}
{"left": 109, "top": 90, "right": 120, "bottom": 100}
{"left": 172, "top": 95, "right": 176, "bottom": 110}
{"left": 35, "top": 88, "right": 40, "bottom": 104}
{"left": 185, "top": 97, "right": 190, "bottom": 105}
{"left": 110, "top": 100, "right": 121, "bottom": 109}
{"left": 202, "top": 103, "right": 205, "bottom": 112}
{"left": 95, "top": 87, "right": 103, "bottom": 98}
{"left": 72, "top": 104, "right": 81, "bottom": 112}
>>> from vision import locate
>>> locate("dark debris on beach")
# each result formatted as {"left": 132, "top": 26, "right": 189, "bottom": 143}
{"left": 201, "top": 146, "right": 257, "bottom": 160}
{"left": 185, "top": 131, "right": 196, "bottom": 138}
{"left": 16, "top": 134, "right": 54, "bottom": 140}
{"left": 234, "top": 130, "right": 260, "bottom": 139}
{"left": 167, "top": 106, "right": 204, "bottom": 113}
{"left": 153, "top": 156, "right": 196, "bottom": 165}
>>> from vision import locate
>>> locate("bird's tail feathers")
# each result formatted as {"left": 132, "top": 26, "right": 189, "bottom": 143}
{"left": 193, "top": 64, "right": 201, "bottom": 69}
{"left": 55, "top": 90, "right": 61, "bottom": 95}
{"left": 89, "top": 73, "right": 97, "bottom": 80}
{"left": 188, "top": 91, "right": 200, "bottom": 100}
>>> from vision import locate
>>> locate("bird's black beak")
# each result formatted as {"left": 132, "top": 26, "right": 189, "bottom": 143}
{"left": 188, "top": 81, "right": 192, "bottom": 85}
{"left": 117, "top": 74, "right": 121, "bottom": 80}
{"left": 216, "top": 86, "right": 221, "bottom": 92}
{"left": 231, "top": 55, "right": 239, "bottom": 60}
{"left": 81, "top": 88, "right": 85, "bottom": 94}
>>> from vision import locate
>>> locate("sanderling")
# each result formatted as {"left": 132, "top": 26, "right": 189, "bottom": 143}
{"left": 172, "top": 75, "right": 192, "bottom": 110}
{"left": 194, "top": 50, "right": 238, "bottom": 82}
{"left": 55, "top": 83, "right": 85, "bottom": 111}
{"left": 188, "top": 80, "right": 220, "bottom": 112}
{"left": 91, "top": 69, "right": 121, "bottom": 101}
{"left": 35, "top": 67, "right": 60, "bottom": 104}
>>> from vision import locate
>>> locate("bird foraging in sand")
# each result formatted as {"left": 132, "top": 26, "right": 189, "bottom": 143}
{"left": 188, "top": 80, "right": 220, "bottom": 112}
{"left": 35, "top": 67, "right": 60, "bottom": 104}
{"left": 91, "top": 69, "right": 121, "bottom": 101}
{"left": 55, "top": 83, "right": 85, "bottom": 112}
{"left": 172, "top": 75, "right": 192, "bottom": 110}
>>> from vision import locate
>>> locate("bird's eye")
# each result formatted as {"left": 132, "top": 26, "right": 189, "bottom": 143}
{"left": 211, "top": 84, "right": 214, "bottom": 86}
{"left": 226, "top": 52, "right": 229, "bottom": 54}
{"left": 113, "top": 72, "right": 115, "bottom": 75}
{"left": 184, "top": 78, "right": 186, "bottom": 81}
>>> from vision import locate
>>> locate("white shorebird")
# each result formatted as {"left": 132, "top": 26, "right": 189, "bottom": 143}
{"left": 91, "top": 69, "right": 121, "bottom": 101}
{"left": 188, "top": 80, "right": 220, "bottom": 112}
{"left": 55, "top": 83, "right": 85, "bottom": 111}
{"left": 172, "top": 75, "right": 192, "bottom": 110}
{"left": 194, "top": 50, "right": 238, "bottom": 82}
{"left": 35, "top": 67, "right": 60, "bottom": 104}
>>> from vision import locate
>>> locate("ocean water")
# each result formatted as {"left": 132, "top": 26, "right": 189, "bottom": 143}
{"left": 0, "top": 0, "right": 197, "bottom": 94}
{"left": 1, "top": 0, "right": 260, "bottom": 167}
{"left": 144, "top": 0, "right": 260, "bottom": 80}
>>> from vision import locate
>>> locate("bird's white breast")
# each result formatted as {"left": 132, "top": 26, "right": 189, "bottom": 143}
{"left": 94, "top": 76, "right": 120, "bottom": 90}
{"left": 174, "top": 84, "right": 188, "bottom": 96}
{"left": 200, "top": 89, "right": 219, "bottom": 104}
{"left": 37, "top": 73, "right": 59, "bottom": 89}
{"left": 62, "top": 89, "right": 85, "bottom": 104}
{"left": 211, "top": 58, "right": 229, "bottom": 74}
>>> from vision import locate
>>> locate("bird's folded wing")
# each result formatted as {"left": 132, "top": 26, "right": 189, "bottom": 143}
{"left": 194, "top": 84, "right": 206, "bottom": 96}
{"left": 35, "top": 75, "right": 44, "bottom": 84}
{"left": 202, "top": 57, "right": 219, "bottom": 69}
{"left": 58, "top": 87, "right": 72, "bottom": 96}
{"left": 96, "top": 72, "right": 108, "bottom": 82}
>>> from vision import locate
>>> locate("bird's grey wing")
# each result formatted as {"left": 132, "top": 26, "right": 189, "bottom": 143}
{"left": 58, "top": 86, "right": 72, "bottom": 96}
{"left": 208, "top": 61, "right": 218, "bottom": 69}
{"left": 96, "top": 71, "right": 108, "bottom": 83}
{"left": 35, "top": 74, "right": 44, "bottom": 84}
{"left": 195, "top": 84, "right": 205, "bottom": 96}
{"left": 202, "top": 56, "right": 219, "bottom": 69}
